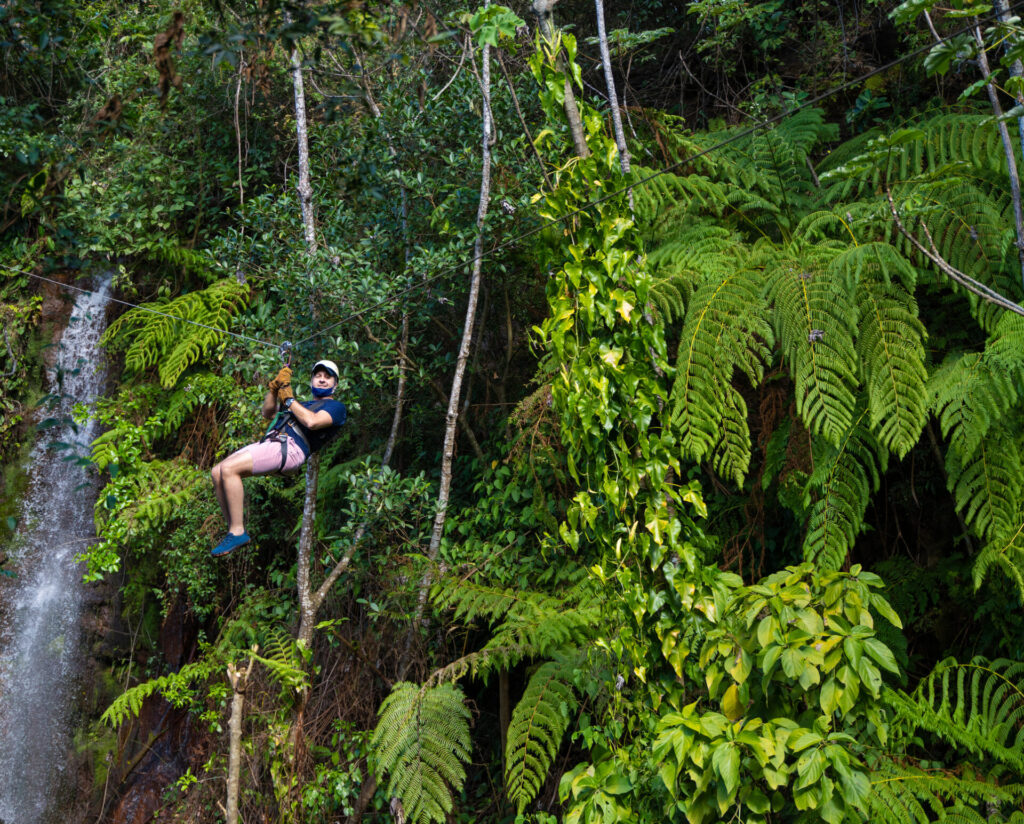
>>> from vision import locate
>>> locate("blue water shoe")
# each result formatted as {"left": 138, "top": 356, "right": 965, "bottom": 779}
{"left": 211, "top": 531, "right": 251, "bottom": 557}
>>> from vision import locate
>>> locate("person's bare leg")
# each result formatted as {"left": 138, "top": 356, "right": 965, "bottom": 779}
{"left": 215, "top": 451, "right": 255, "bottom": 535}
{"left": 211, "top": 464, "right": 230, "bottom": 526}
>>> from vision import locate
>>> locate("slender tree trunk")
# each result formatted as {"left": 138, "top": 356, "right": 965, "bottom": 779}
{"left": 532, "top": 0, "right": 589, "bottom": 158}
{"left": 593, "top": 0, "right": 630, "bottom": 178}
{"left": 283, "top": 24, "right": 321, "bottom": 812}
{"left": 397, "top": 11, "right": 495, "bottom": 682}
{"left": 972, "top": 21, "right": 1024, "bottom": 289}
{"left": 225, "top": 657, "right": 254, "bottom": 824}
{"left": 290, "top": 43, "right": 317, "bottom": 253}
{"left": 993, "top": 0, "right": 1024, "bottom": 153}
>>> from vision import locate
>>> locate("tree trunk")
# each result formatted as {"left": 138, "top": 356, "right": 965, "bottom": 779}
{"left": 397, "top": 7, "right": 496, "bottom": 682}
{"left": 225, "top": 658, "right": 254, "bottom": 824}
{"left": 972, "top": 21, "right": 1024, "bottom": 290}
{"left": 290, "top": 43, "right": 317, "bottom": 253}
{"left": 532, "top": 0, "right": 589, "bottom": 158}
{"left": 593, "top": 0, "right": 630, "bottom": 178}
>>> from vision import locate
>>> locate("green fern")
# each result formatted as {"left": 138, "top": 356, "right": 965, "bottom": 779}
{"left": 251, "top": 625, "right": 308, "bottom": 697}
{"left": 803, "top": 409, "right": 887, "bottom": 570}
{"left": 973, "top": 519, "right": 1024, "bottom": 597}
{"left": 143, "top": 239, "right": 229, "bottom": 283}
{"left": 767, "top": 251, "right": 858, "bottom": 445}
{"left": 94, "top": 458, "right": 204, "bottom": 535}
{"left": 371, "top": 682, "right": 472, "bottom": 824}
{"left": 867, "top": 757, "right": 1023, "bottom": 824}
{"left": 102, "top": 277, "right": 249, "bottom": 388}
{"left": 887, "top": 657, "right": 1024, "bottom": 772}
{"left": 101, "top": 659, "right": 216, "bottom": 727}
{"left": 431, "top": 578, "right": 600, "bottom": 679}
{"left": 669, "top": 266, "right": 772, "bottom": 472}
{"left": 854, "top": 277, "right": 928, "bottom": 457}
{"left": 946, "top": 424, "right": 1021, "bottom": 543}
{"left": 505, "top": 657, "right": 579, "bottom": 813}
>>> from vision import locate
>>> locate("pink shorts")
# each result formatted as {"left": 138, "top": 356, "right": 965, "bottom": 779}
{"left": 232, "top": 436, "right": 307, "bottom": 475}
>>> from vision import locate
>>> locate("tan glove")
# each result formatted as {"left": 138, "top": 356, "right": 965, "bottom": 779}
{"left": 277, "top": 382, "right": 294, "bottom": 404}
{"left": 267, "top": 366, "right": 292, "bottom": 393}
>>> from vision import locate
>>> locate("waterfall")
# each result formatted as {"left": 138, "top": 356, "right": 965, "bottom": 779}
{"left": 0, "top": 279, "right": 112, "bottom": 824}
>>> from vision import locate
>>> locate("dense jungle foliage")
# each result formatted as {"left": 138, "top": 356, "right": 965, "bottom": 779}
{"left": 4, "top": 0, "right": 1024, "bottom": 820}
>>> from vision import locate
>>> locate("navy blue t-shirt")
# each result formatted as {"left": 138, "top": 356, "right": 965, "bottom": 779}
{"left": 284, "top": 398, "right": 347, "bottom": 457}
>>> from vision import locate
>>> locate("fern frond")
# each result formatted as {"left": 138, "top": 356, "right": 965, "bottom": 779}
{"left": 431, "top": 579, "right": 600, "bottom": 679}
{"left": 143, "top": 239, "right": 228, "bottom": 283}
{"left": 372, "top": 682, "right": 472, "bottom": 824}
{"left": 803, "top": 410, "right": 886, "bottom": 570}
{"left": 101, "top": 659, "right": 215, "bottom": 727}
{"left": 867, "top": 757, "right": 1022, "bottom": 824}
{"left": 947, "top": 424, "right": 1021, "bottom": 542}
{"left": 768, "top": 256, "right": 858, "bottom": 444}
{"left": 827, "top": 241, "right": 919, "bottom": 291}
{"left": 886, "top": 657, "right": 1024, "bottom": 773}
{"left": 102, "top": 278, "right": 249, "bottom": 388}
{"left": 94, "top": 458, "right": 205, "bottom": 535}
{"left": 929, "top": 353, "right": 1018, "bottom": 462}
{"left": 711, "top": 382, "right": 753, "bottom": 485}
{"left": 855, "top": 277, "right": 928, "bottom": 458}
{"left": 973, "top": 519, "right": 1024, "bottom": 598}
{"left": 670, "top": 266, "right": 772, "bottom": 472}
{"left": 505, "top": 657, "right": 579, "bottom": 813}
{"left": 251, "top": 626, "right": 308, "bottom": 695}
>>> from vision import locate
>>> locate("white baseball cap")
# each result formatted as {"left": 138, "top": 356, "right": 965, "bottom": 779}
{"left": 312, "top": 359, "right": 339, "bottom": 378}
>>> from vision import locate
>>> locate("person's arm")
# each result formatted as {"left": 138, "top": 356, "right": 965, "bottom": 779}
{"left": 261, "top": 389, "right": 278, "bottom": 420}
{"left": 283, "top": 398, "right": 336, "bottom": 430}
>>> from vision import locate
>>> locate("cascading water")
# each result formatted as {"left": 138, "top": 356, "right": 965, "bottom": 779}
{"left": 0, "top": 279, "right": 112, "bottom": 824}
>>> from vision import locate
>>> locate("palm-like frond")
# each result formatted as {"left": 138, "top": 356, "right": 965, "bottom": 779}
{"left": 887, "top": 657, "right": 1024, "bottom": 772}
{"left": 372, "top": 682, "right": 472, "bottom": 824}
{"left": 670, "top": 266, "right": 772, "bottom": 473}
{"left": 854, "top": 277, "right": 928, "bottom": 457}
{"left": 102, "top": 278, "right": 249, "bottom": 388}
{"left": 768, "top": 255, "right": 858, "bottom": 445}
{"left": 505, "top": 657, "right": 579, "bottom": 813}
{"left": 803, "top": 410, "right": 886, "bottom": 570}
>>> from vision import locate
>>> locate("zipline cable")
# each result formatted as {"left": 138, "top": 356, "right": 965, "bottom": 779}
{"left": 0, "top": 264, "right": 281, "bottom": 351}
{"left": 289, "top": 5, "right": 1020, "bottom": 347}
{"left": 5, "top": 7, "right": 1017, "bottom": 357}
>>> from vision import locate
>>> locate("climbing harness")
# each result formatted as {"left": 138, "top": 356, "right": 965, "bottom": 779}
{"left": 259, "top": 398, "right": 346, "bottom": 472}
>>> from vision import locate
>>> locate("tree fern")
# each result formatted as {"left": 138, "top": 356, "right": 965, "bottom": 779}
{"left": 669, "top": 266, "right": 772, "bottom": 471}
{"left": 371, "top": 681, "right": 472, "bottom": 824}
{"left": 505, "top": 657, "right": 579, "bottom": 813}
{"left": 973, "top": 519, "right": 1024, "bottom": 600}
{"left": 855, "top": 276, "right": 928, "bottom": 457}
{"left": 431, "top": 578, "right": 599, "bottom": 679}
{"left": 803, "top": 409, "right": 886, "bottom": 570}
{"left": 767, "top": 252, "right": 858, "bottom": 445}
{"left": 946, "top": 423, "right": 1021, "bottom": 543}
{"left": 143, "top": 239, "right": 229, "bottom": 283}
{"left": 102, "top": 277, "right": 249, "bottom": 388}
{"left": 887, "top": 657, "right": 1024, "bottom": 773}
{"left": 929, "top": 352, "right": 1018, "bottom": 462}
{"left": 101, "top": 659, "right": 216, "bottom": 727}
{"left": 867, "top": 757, "right": 1023, "bottom": 824}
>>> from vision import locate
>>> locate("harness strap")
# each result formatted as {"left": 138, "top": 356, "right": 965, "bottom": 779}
{"left": 260, "top": 409, "right": 313, "bottom": 471}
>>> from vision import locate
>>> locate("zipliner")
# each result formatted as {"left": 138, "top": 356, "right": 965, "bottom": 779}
{"left": 210, "top": 359, "right": 347, "bottom": 557}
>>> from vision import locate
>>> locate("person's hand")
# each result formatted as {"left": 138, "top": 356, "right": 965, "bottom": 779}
{"left": 277, "top": 383, "right": 294, "bottom": 404}
{"left": 267, "top": 366, "right": 292, "bottom": 392}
